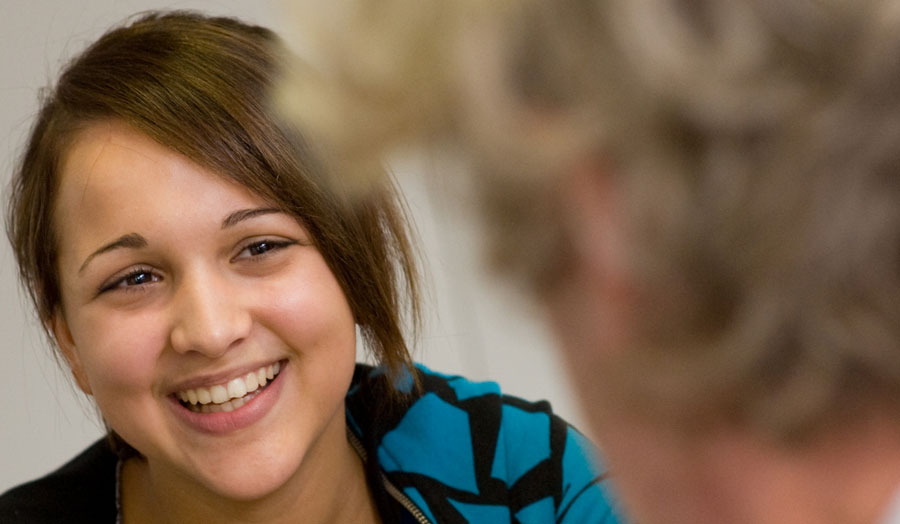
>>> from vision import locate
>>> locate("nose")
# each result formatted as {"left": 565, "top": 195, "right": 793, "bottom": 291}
{"left": 168, "top": 269, "right": 251, "bottom": 358}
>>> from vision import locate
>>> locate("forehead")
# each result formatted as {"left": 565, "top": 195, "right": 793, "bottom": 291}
{"left": 58, "top": 119, "right": 257, "bottom": 198}
{"left": 53, "top": 121, "right": 267, "bottom": 256}
{"left": 60, "top": 121, "right": 191, "bottom": 192}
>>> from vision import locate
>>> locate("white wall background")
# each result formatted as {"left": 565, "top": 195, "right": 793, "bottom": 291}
{"left": 0, "top": 0, "right": 584, "bottom": 494}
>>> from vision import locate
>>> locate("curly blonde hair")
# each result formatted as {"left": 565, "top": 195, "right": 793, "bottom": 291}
{"left": 279, "top": 0, "right": 900, "bottom": 440}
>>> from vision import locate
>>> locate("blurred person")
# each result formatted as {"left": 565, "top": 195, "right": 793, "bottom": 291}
{"left": 1, "top": 10, "right": 621, "bottom": 523}
{"left": 278, "top": 1, "right": 900, "bottom": 523}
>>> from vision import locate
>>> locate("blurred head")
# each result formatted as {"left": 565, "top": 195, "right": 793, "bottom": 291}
{"left": 7, "top": 11, "right": 421, "bottom": 455}
{"left": 280, "top": 0, "right": 900, "bottom": 519}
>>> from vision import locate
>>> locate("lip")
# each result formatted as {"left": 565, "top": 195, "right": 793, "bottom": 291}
{"left": 167, "top": 359, "right": 283, "bottom": 393}
{"left": 168, "top": 360, "right": 288, "bottom": 434}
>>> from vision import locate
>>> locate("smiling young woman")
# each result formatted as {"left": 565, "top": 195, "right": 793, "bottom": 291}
{"left": 1, "top": 11, "right": 621, "bottom": 524}
{"left": 52, "top": 120, "right": 362, "bottom": 516}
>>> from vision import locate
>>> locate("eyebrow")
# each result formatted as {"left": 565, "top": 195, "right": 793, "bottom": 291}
{"left": 221, "top": 207, "right": 282, "bottom": 229}
{"left": 77, "top": 208, "right": 283, "bottom": 274}
{"left": 78, "top": 233, "right": 147, "bottom": 274}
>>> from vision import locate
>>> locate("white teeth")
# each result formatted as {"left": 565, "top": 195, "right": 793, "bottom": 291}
{"left": 176, "top": 362, "right": 282, "bottom": 409}
{"left": 210, "top": 385, "right": 228, "bottom": 404}
{"left": 186, "top": 395, "right": 248, "bottom": 414}
{"left": 257, "top": 369, "right": 267, "bottom": 387}
{"left": 245, "top": 372, "right": 259, "bottom": 393}
{"left": 226, "top": 377, "right": 247, "bottom": 399}
{"left": 197, "top": 388, "right": 211, "bottom": 405}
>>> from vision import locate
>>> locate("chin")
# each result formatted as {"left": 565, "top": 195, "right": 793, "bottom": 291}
{"left": 183, "top": 439, "right": 307, "bottom": 502}
{"left": 202, "top": 462, "right": 301, "bottom": 502}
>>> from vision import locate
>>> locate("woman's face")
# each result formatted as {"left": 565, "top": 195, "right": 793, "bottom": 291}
{"left": 51, "top": 120, "right": 358, "bottom": 501}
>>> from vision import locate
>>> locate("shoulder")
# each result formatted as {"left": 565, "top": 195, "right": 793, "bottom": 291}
{"left": 0, "top": 438, "right": 119, "bottom": 523}
{"left": 349, "top": 364, "right": 623, "bottom": 523}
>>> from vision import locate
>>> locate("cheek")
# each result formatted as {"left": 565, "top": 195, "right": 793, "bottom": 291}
{"left": 69, "top": 309, "right": 169, "bottom": 396}
{"left": 603, "top": 435, "right": 726, "bottom": 524}
{"left": 261, "top": 267, "right": 358, "bottom": 418}
{"left": 546, "top": 282, "right": 614, "bottom": 416}
{"left": 263, "top": 265, "right": 357, "bottom": 361}
{"left": 544, "top": 262, "right": 640, "bottom": 433}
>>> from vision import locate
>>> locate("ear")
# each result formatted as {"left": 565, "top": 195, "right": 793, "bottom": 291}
{"left": 558, "top": 159, "right": 629, "bottom": 281}
{"left": 50, "top": 309, "right": 92, "bottom": 395}
{"left": 549, "top": 159, "right": 635, "bottom": 356}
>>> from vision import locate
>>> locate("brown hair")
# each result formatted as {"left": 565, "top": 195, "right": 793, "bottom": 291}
{"left": 6, "top": 11, "right": 421, "bottom": 402}
{"left": 278, "top": 0, "right": 900, "bottom": 441}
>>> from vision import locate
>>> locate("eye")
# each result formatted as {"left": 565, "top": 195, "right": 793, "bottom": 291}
{"left": 99, "top": 267, "right": 161, "bottom": 294}
{"left": 234, "top": 239, "right": 296, "bottom": 261}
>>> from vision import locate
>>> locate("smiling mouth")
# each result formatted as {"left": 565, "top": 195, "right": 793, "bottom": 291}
{"left": 176, "top": 361, "right": 283, "bottom": 413}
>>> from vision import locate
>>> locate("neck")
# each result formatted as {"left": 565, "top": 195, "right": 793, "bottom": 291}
{"left": 686, "top": 412, "right": 900, "bottom": 524}
{"left": 122, "top": 418, "right": 380, "bottom": 524}
{"left": 595, "top": 407, "right": 900, "bottom": 524}
{"left": 704, "top": 412, "right": 900, "bottom": 524}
